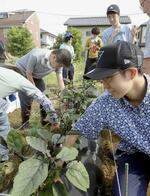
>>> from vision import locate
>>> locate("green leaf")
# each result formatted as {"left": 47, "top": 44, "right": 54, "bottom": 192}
{"left": 27, "top": 127, "right": 39, "bottom": 137}
{"left": 52, "top": 182, "right": 68, "bottom": 196}
{"left": 7, "top": 129, "right": 25, "bottom": 152}
{"left": 51, "top": 134, "right": 65, "bottom": 145}
{"left": 86, "top": 86, "right": 99, "bottom": 98}
{"left": 56, "top": 147, "right": 78, "bottom": 162}
{"left": 11, "top": 158, "right": 48, "bottom": 196}
{"left": 26, "top": 136, "right": 48, "bottom": 154}
{"left": 37, "top": 129, "right": 53, "bottom": 141}
{"left": 66, "top": 160, "right": 89, "bottom": 192}
{"left": 38, "top": 190, "right": 53, "bottom": 196}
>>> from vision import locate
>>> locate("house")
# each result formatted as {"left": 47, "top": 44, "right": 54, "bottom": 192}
{"left": 40, "top": 28, "right": 57, "bottom": 48}
{"left": 0, "top": 10, "right": 40, "bottom": 47}
{"left": 64, "top": 16, "right": 131, "bottom": 46}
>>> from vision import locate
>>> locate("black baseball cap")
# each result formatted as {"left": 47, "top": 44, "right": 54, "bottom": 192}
{"left": 107, "top": 4, "right": 120, "bottom": 15}
{"left": 84, "top": 41, "right": 143, "bottom": 80}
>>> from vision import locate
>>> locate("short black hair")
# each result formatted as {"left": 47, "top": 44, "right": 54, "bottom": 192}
{"left": 91, "top": 27, "right": 100, "bottom": 35}
{"left": 63, "top": 36, "right": 72, "bottom": 43}
{"left": 52, "top": 49, "right": 71, "bottom": 68}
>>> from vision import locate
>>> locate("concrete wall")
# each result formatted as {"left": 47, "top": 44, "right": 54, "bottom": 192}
{"left": 25, "top": 13, "right": 40, "bottom": 47}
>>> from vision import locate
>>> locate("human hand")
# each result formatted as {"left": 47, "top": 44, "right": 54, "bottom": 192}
{"left": 50, "top": 123, "right": 61, "bottom": 132}
{"left": 131, "top": 25, "right": 140, "bottom": 39}
{"left": 108, "top": 28, "right": 120, "bottom": 44}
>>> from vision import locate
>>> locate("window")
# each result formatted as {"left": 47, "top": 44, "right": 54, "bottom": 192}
{"left": 86, "top": 31, "right": 91, "bottom": 36}
{"left": 138, "top": 24, "right": 147, "bottom": 48}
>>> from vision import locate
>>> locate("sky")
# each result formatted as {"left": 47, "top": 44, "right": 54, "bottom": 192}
{"left": 0, "top": 0, "right": 149, "bottom": 35}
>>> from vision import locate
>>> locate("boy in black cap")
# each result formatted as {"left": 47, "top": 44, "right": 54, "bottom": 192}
{"left": 57, "top": 41, "right": 150, "bottom": 195}
{"left": 102, "top": 4, "right": 137, "bottom": 46}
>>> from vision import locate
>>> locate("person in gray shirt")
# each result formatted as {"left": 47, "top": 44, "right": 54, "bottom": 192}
{"left": 16, "top": 48, "right": 71, "bottom": 128}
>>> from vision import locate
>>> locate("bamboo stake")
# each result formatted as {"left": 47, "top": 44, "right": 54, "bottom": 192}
{"left": 124, "top": 163, "right": 129, "bottom": 196}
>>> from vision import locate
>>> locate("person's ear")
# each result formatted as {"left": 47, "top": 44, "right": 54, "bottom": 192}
{"left": 128, "top": 68, "right": 138, "bottom": 79}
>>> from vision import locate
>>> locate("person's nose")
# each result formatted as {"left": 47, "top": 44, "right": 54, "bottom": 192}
{"left": 109, "top": 17, "right": 114, "bottom": 22}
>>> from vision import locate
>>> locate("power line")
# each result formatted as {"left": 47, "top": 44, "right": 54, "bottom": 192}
{"left": 37, "top": 11, "right": 146, "bottom": 17}
{"left": 37, "top": 11, "right": 82, "bottom": 17}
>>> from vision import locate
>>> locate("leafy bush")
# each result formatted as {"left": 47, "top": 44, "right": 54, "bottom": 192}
{"left": 53, "top": 27, "right": 83, "bottom": 62}
{"left": 6, "top": 27, "right": 34, "bottom": 57}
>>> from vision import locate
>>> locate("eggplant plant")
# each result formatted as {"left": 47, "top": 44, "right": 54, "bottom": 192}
{"left": 0, "top": 80, "right": 99, "bottom": 196}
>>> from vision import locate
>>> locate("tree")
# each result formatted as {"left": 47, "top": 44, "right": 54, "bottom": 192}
{"left": 53, "top": 27, "right": 83, "bottom": 62}
{"left": 6, "top": 26, "right": 34, "bottom": 57}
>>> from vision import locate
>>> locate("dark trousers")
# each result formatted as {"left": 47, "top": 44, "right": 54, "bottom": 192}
{"left": 63, "top": 64, "right": 74, "bottom": 84}
{"left": 18, "top": 78, "right": 47, "bottom": 127}
{"left": 84, "top": 58, "right": 97, "bottom": 75}
{"left": 112, "top": 150, "right": 150, "bottom": 196}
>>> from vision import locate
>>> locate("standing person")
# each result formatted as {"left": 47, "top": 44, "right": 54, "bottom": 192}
{"left": 139, "top": 0, "right": 150, "bottom": 74}
{"left": 0, "top": 65, "right": 60, "bottom": 160}
{"left": 57, "top": 41, "right": 150, "bottom": 196}
{"left": 16, "top": 48, "right": 71, "bottom": 128}
{"left": 60, "top": 32, "right": 75, "bottom": 85}
{"left": 84, "top": 27, "right": 103, "bottom": 74}
{"left": 102, "top": 4, "right": 137, "bottom": 46}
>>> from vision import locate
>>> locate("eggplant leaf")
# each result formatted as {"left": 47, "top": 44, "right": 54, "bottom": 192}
{"left": 11, "top": 158, "right": 48, "bottom": 196}
{"left": 66, "top": 160, "right": 89, "bottom": 192}
{"left": 56, "top": 147, "right": 78, "bottom": 161}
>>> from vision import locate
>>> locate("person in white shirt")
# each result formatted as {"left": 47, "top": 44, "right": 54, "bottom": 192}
{"left": 60, "top": 32, "right": 75, "bottom": 85}
{"left": 0, "top": 65, "right": 60, "bottom": 160}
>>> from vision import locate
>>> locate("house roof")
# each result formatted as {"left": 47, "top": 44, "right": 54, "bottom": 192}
{"left": 0, "top": 10, "right": 35, "bottom": 27}
{"left": 64, "top": 16, "right": 131, "bottom": 27}
{"left": 40, "top": 28, "right": 57, "bottom": 38}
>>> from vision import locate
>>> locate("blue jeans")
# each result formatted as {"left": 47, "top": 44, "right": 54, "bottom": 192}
{"left": 63, "top": 64, "right": 74, "bottom": 84}
{"left": 18, "top": 78, "right": 47, "bottom": 127}
{"left": 112, "top": 150, "right": 150, "bottom": 196}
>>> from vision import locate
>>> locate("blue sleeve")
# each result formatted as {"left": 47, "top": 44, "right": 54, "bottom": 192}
{"left": 73, "top": 97, "right": 107, "bottom": 139}
{"left": 102, "top": 31, "right": 108, "bottom": 46}
{"left": 125, "top": 25, "right": 132, "bottom": 43}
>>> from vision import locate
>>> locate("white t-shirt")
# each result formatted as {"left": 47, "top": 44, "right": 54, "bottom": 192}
{"left": 0, "top": 67, "right": 43, "bottom": 98}
{"left": 0, "top": 67, "right": 57, "bottom": 123}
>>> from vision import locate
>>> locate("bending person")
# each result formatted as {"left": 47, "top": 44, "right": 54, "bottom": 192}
{"left": 0, "top": 65, "right": 59, "bottom": 160}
